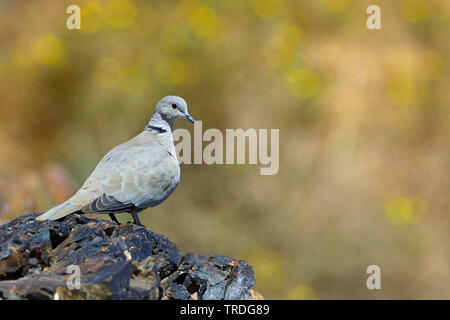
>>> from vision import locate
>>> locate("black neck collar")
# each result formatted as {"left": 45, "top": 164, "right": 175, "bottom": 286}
{"left": 145, "top": 124, "right": 168, "bottom": 133}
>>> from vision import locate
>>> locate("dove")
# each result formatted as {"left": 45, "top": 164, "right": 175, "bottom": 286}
{"left": 37, "top": 95, "right": 194, "bottom": 225}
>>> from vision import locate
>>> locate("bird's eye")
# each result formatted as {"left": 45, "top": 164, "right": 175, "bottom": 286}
{"left": 172, "top": 103, "right": 177, "bottom": 109}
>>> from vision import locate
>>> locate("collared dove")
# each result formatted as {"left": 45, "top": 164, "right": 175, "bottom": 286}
{"left": 37, "top": 96, "right": 194, "bottom": 225}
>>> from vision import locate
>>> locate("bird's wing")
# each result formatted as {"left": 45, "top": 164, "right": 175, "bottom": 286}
{"left": 83, "top": 193, "right": 135, "bottom": 214}
{"left": 80, "top": 143, "right": 180, "bottom": 214}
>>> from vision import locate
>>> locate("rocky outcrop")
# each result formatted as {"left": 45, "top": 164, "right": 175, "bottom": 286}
{"left": 0, "top": 213, "right": 259, "bottom": 300}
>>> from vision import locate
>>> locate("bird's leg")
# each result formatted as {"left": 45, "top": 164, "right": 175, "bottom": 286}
{"left": 131, "top": 211, "right": 143, "bottom": 226}
{"left": 108, "top": 213, "right": 120, "bottom": 224}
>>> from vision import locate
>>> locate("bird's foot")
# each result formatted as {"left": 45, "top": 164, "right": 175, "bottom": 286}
{"left": 108, "top": 213, "right": 120, "bottom": 224}
{"left": 131, "top": 212, "right": 143, "bottom": 226}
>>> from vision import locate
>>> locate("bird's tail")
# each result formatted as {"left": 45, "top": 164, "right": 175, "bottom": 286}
{"left": 36, "top": 198, "right": 82, "bottom": 221}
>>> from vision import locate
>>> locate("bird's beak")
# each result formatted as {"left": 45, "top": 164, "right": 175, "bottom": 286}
{"left": 184, "top": 113, "right": 195, "bottom": 123}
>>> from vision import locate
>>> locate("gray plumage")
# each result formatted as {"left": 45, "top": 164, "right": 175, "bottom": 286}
{"left": 37, "top": 95, "right": 194, "bottom": 225}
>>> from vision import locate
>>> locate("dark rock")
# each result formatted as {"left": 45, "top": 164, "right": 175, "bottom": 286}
{"left": 0, "top": 213, "right": 259, "bottom": 300}
{"left": 224, "top": 260, "right": 256, "bottom": 300}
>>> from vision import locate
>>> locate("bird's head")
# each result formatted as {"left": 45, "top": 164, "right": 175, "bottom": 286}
{"left": 153, "top": 95, "right": 194, "bottom": 125}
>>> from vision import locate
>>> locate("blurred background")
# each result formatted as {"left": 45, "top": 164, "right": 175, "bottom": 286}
{"left": 0, "top": 0, "right": 449, "bottom": 299}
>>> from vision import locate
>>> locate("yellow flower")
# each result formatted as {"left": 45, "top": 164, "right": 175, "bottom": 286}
{"left": 81, "top": 2, "right": 103, "bottom": 33}
{"left": 320, "top": 0, "right": 351, "bottom": 12}
{"left": 400, "top": 0, "right": 429, "bottom": 23}
{"left": 33, "top": 34, "right": 66, "bottom": 67}
{"left": 252, "top": 0, "right": 283, "bottom": 19}
{"left": 387, "top": 77, "right": 417, "bottom": 107}
{"left": 384, "top": 197, "right": 426, "bottom": 226}
{"left": 104, "top": 0, "right": 136, "bottom": 29}
{"left": 284, "top": 68, "right": 321, "bottom": 99}
{"left": 188, "top": 6, "right": 219, "bottom": 38}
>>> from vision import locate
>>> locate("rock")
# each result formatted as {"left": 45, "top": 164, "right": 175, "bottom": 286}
{"left": 0, "top": 213, "right": 260, "bottom": 300}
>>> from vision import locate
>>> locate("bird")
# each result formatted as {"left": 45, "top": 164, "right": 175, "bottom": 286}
{"left": 37, "top": 95, "right": 194, "bottom": 226}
